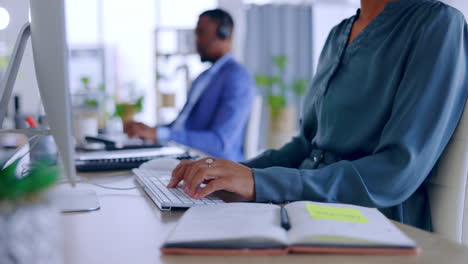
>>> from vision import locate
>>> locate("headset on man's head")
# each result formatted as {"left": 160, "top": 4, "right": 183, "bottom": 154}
{"left": 216, "top": 14, "right": 231, "bottom": 39}
{"left": 200, "top": 8, "right": 233, "bottom": 40}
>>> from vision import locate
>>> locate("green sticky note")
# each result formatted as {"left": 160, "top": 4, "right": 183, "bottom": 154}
{"left": 306, "top": 203, "right": 369, "bottom": 224}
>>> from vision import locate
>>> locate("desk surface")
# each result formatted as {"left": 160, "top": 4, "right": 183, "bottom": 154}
{"left": 59, "top": 172, "right": 468, "bottom": 264}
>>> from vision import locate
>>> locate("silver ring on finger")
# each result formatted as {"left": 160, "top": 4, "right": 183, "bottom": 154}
{"left": 205, "top": 158, "right": 215, "bottom": 168}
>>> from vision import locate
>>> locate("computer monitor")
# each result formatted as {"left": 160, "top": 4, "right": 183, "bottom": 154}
{"left": 0, "top": 0, "right": 99, "bottom": 212}
{"left": 29, "top": 0, "right": 75, "bottom": 184}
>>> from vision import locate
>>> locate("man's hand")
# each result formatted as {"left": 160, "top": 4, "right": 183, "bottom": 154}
{"left": 167, "top": 158, "right": 255, "bottom": 201}
{"left": 123, "top": 121, "right": 157, "bottom": 142}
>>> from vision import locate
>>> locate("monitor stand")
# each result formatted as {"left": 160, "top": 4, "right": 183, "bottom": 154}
{"left": 0, "top": 23, "right": 99, "bottom": 213}
{"left": 49, "top": 189, "right": 100, "bottom": 213}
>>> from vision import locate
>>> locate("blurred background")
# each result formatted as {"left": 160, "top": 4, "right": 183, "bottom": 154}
{"left": 0, "top": 0, "right": 467, "bottom": 152}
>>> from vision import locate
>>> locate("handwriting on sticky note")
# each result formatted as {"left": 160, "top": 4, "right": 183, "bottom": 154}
{"left": 306, "top": 203, "right": 369, "bottom": 224}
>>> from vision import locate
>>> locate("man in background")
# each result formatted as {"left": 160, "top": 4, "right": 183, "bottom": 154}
{"left": 124, "top": 9, "right": 255, "bottom": 161}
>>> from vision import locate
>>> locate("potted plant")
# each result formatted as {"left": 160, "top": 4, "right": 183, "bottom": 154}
{"left": 255, "top": 56, "right": 309, "bottom": 149}
{"left": 0, "top": 160, "right": 62, "bottom": 264}
{"left": 114, "top": 96, "right": 144, "bottom": 122}
{"left": 72, "top": 76, "right": 109, "bottom": 131}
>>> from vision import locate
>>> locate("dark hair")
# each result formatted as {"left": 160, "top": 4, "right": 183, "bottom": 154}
{"left": 199, "top": 9, "right": 234, "bottom": 39}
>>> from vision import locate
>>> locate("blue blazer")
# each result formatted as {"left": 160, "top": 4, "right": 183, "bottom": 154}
{"left": 166, "top": 57, "right": 255, "bottom": 161}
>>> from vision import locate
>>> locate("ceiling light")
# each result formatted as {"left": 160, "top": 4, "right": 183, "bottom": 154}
{"left": 0, "top": 7, "right": 10, "bottom": 30}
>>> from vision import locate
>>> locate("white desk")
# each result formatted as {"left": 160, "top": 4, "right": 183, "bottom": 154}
{"left": 60, "top": 172, "right": 468, "bottom": 264}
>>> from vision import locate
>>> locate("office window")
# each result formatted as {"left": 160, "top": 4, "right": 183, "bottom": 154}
{"left": 66, "top": 0, "right": 157, "bottom": 125}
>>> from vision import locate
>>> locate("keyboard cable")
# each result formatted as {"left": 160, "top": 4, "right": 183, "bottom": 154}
{"left": 59, "top": 175, "right": 145, "bottom": 190}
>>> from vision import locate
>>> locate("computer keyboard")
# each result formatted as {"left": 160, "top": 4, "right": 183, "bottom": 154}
{"left": 133, "top": 168, "right": 224, "bottom": 210}
{"left": 75, "top": 146, "right": 191, "bottom": 172}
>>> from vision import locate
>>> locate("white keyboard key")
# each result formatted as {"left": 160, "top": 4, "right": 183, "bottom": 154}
{"left": 156, "top": 186, "right": 182, "bottom": 203}
{"left": 170, "top": 189, "right": 194, "bottom": 204}
{"left": 133, "top": 168, "right": 224, "bottom": 209}
{"left": 146, "top": 181, "right": 170, "bottom": 202}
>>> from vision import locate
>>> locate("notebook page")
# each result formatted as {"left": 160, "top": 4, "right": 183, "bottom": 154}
{"left": 285, "top": 201, "right": 416, "bottom": 247}
{"left": 164, "top": 203, "right": 289, "bottom": 249}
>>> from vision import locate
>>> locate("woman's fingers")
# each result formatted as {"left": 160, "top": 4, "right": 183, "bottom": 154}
{"left": 194, "top": 180, "right": 225, "bottom": 199}
{"left": 182, "top": 158, "right": 211, "bottom": 189}
{"left": 169, "top": 158, "right": 207, "bottom": 189}
{"left": 183, "top": 160, "right": 210, "bottom": 191}
{"left": 168, "top": 171, "right": 184, "bottom": 188}
{"left": 185, "top": 166, "right": 217, "bottom": 196}
{"left": 171, "top": 160, "right": 189, "bottom": 178}
{"left": 178, "top": 158, "right": 229, "bottom": 197}
{"left": 167, "top": 157, "right": 254, "bottom": 200}
{"left": 168, "top": 160, "right": 191, "bottom": 188}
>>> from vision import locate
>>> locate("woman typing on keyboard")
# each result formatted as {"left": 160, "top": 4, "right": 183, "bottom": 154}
{"left": 167, "top": 0, "right": 468, "bottom": 231}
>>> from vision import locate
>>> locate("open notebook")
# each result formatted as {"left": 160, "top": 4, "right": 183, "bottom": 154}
{"left": 161, "top": 201, "right": 419, "bottom": 255}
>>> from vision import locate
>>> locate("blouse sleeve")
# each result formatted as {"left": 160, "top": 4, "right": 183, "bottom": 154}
{"left": 241, "top": 132, "right": 313, "bottom": 169}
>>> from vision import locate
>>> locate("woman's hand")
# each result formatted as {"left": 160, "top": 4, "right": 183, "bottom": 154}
{"left": 167, "top": 158, "right": 255, "bottom": 200}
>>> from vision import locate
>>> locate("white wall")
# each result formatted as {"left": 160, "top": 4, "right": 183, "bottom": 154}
{"left": 442, "top": 0, "right": 468, "bottom": 18}
{"left": 312, "top": 2, "right": 357, "bottom": 72}
{"left": 66, "top": 0, "right": 100, "bottom": 44}
{"left": 102, "top": 0, "right": 157, "bottom": 123}
{"left": 218, "top": 0, "right": 246, "bottom": 62}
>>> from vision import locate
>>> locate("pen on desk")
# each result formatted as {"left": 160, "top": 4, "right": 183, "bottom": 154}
{"left": 280, "top": 206, "right": 291, "bottom": 231}
{"left": 25, "top": 116, "right": 38, "bottom": 128}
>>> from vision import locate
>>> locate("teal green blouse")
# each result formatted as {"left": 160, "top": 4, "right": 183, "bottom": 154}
{"left": 243, "top": 0, "right": 468, "bottom": 230}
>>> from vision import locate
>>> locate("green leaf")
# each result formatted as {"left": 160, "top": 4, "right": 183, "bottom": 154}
{"left": 115, "top": 104, "right": 125, "bottom": 119}
{"left": 135, "top": 96, "right": 144, "bottom": 112}
{"left": 0, "top": 161, "right": 59, "bottom": 200}
{"left": 80, "top": 77, "right": 90, "bottom": 85}
{"left": 80, "top": 76, "right": 91, "bottom": 91}
{"left": 0, "top": 161, "right": 20, "bottom": 199}
{"left": 84, "top": 99, "right": 98, "bottom": 107}
{"left": 0, "top": 160, "right": 19, "bottom": 182}
{"left": 20, "top": 162, "right": 59, "bottom": 195}
{"left": 271, "top": 76, "right": 282, "bottom": 85}
{"left": 272, "top": 56, "right": 287, "bottom": 73}
{"left": 254, "top": 75, "right": 273, "bottom": 87}
{"left": 267, "top": 95, "right": 286, "bottom": 108}
{"left": 115, "top": 98, "right": 143, "bottom": 120}
{"left": 98, "top": 83, "right": 106, "bottom": 92}
{"left": 255, "top": 75, "right": 283, "bottom": 98}
{"left": 292, "top": 79, "right": 309, "bottom": 96}
{"left": 267, "top": 95, "right": 286, "bottom": 118}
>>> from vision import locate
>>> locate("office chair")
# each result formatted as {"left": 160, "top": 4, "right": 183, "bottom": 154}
{"left": 427, "top": 100, "right": 468, "bottom": 245}
{"left": 244, "top": 96, "right": 262, "bottom": 160}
